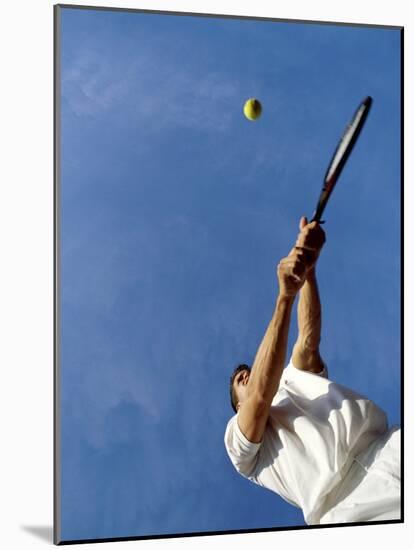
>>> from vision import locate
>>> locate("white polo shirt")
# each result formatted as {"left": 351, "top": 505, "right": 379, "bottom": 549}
{"left": 224, "top": 360, "right": 389, "bottom": 524}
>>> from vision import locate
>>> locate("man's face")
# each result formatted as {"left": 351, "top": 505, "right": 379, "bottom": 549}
{"left": 233, "top": 368, "right": 250, "bottom": 411}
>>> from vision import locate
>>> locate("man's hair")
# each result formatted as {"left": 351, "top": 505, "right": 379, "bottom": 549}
{"left": 229, "top": 364, "right": 251, "bottom": 413}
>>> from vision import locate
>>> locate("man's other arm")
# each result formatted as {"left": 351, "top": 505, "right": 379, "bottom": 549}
{"left": 292, "top": 267, "right": 324, "bottom": 373}
{"left": 291, "top": 217, "right": 326, "bottom": 373}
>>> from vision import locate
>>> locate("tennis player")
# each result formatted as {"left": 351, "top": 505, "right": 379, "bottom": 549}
{"left": 224, "top": 217, "right": 400, "bottom": 525}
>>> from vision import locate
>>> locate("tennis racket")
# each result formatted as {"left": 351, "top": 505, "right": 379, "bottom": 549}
{"left": 311, "top": 96, "right": 373, "bottom": 223}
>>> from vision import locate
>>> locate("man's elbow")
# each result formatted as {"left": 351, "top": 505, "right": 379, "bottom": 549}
{"left": 292, "top": 342, "right": 324, "bottom": 373}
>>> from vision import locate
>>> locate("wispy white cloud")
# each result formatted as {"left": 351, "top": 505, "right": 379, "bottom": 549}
{"left": 62, "top": 47, "right": 240, "bottom": 132}
{"left": 62, "top": 54, "right": 130, "bottom": 116}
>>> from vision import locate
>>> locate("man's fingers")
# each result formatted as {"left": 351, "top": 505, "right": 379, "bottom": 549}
{"left": 278, "top": 257, "right": 306, "bottom": 275}
{"left": 281, "top": 250, "right": 308, "bottom": 264}
{"left": 294, "top": 246, "right": 317, "bottom": 264}
{"left": 296, "top": 225, "right": 326, "bottom": 251}
{"left": 284, "top": 274, "right": 302, "bottom": 286}
{"left": 279, "top": 256, "right": 303, "bottom": 266}
{"left": 278, "top": 219, "right": 325, "bottom": 295}
{"left": 296, "top": 241, "right": 320, "bottom": 251}
{"left": 288, "top": 246, "right": 306, "bottom": 258}
{"left": 292, "top": 261, "right": 306, "bottom": 277}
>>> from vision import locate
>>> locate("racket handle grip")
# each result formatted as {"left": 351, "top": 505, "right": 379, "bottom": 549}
{"left": 310, "top": 211, "right": 325, "bottom": 224}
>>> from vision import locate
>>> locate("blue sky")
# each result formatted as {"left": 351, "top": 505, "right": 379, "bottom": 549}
{"left": 58, "top": 7, "right": 401, "bottom": 542}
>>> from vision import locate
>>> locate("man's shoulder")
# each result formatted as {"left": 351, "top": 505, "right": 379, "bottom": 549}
{"left": 224, "top": 413, "right": 263, "bottom": 448}
{"left": 224, "top": 413, "right": 263, "bottom": 478}
{"left": 224, "top": 414, "right": 237, "bottom": 435}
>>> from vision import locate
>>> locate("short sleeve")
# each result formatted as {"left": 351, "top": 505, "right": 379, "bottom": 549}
{"left": 224, "top": 416, "right": 262, "bottom": 479}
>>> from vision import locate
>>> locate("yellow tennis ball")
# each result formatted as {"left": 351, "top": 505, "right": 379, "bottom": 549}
{"left": 243, "top": 98, "right": 262, "bottom": 121}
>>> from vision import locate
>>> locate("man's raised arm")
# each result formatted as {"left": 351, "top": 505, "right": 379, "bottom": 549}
{"left": 292, "top": 217, "right": 326, "bottom": 373}
{"left": 237, "top": 245, "right": 308, "bottom": 444}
